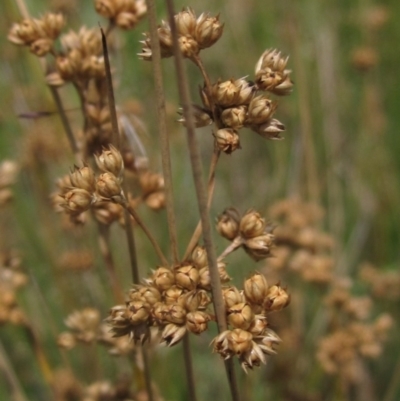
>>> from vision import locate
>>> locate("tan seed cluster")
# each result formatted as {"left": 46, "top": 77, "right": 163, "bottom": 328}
{"left": 265, "top": 198, "right": 334, "bottom": 284}
{"left": 178, "top": 49, "right": 293, "bottom": 151}
{"left": 8, "top": 13, "right": 65, "bottom": 56}
{"left": 95, "top": 0, "right": 146, "bottom": 30}
{"left": 0, "top": 160, "right": 19, "bottom": 206}
{"left": 0, "top": 252, "right": 28, "bottom": 326}
{"left": 212, "top": 272, "right": 289, "bottom": 371}
{"left": 139, "top": 8, "right": 223, "bottom": 60}
{"left": 217, "top": 208, "right": 275, "bottom": 261}
{"left": 106, "top": 247, "right": 232, "bottom": 346}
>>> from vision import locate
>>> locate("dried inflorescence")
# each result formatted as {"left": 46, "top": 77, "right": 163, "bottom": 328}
{"left": 94, "top": 0, "right": 147, "bottom": 30}
{"left": 212, "top": 273, "right": 289, "bottom": 371}
{"left": 0, "top": 160, "right": 19, "bottom": 206}
{"left": 105, "top": 246, "right": 289, "bottom": 371}
{"left": 359, "top": 263, "right": 400, "bottom": 300}
{"left": 57, "top": 307, "right": 136, "bottom": 356}
{"left": 264, "top": 198, "right": 335, "bottom": 284}
{"left": 317, "top": 279, "right": 393, "bottom": 384}
{"left": 53, "top": 145, "right": 165, "bottom": 225}
{"left": 0, "top": 251, "right": 28, "bottom": 325}
{"left": 139, "top": 8, "right": 223, "bottom": 60}
{"left": 178, "top": 51, "right": 293, "bottom": 150}
{"left": 8, "top": 13, "right": 65, "bottom": 56}
{"left": 216, "top": 208, "right": 275, "bottom": 261}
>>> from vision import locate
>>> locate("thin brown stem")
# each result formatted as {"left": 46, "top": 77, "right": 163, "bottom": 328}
{"left": 100, "top": 27, "right": 120, "bottom": 149}
{"left": 15, "top": 0, "right": 80, "bottom": 160}
{"left": 183, "top": 149, "right": 221, "bottom": 261}
{"left": 217, "top": 237, "right": 244, "bottom": 261}
{"left": 0, "top": 340, "right": 29, "bottom": 401}
{"left": 182, "top": 334, "right": 197, "bottom": 401}
{"left": 121, "top": 199, "right": 168, "bottom": 266}
{"left": 122, "top": 205, "right": 140, "bottom": 284}
{"left": 165, "top": 1, "right": 240, "bottom": 400}
{"left": 49, "top": 86, "right": 80, "bottom": 157}
{"left": 97, "top": 223, "right": 125, "bottom": 303}
{"left": 146, "top": 0, "right": 179, "bottom": 264}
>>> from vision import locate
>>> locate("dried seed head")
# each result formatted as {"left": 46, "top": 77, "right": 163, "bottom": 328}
{"left": 195, "top": 12, "right": 224, "bottom": 49}
{"left": 175, "top": 8, "right": 197, "bottom": 36}
{"left": 164, "top": 285, "right": 185, "bottom": 305}
{"left": 244, "top": 233, "right": 275, "bottom": 261}
{"left": 216, "top": 207, "right": 241, "bottom": 240}
{"left": 152, "top": 267, "right": 175, "bottom": 291}
{"left": 69, "top": 165, "right": 96, "bottom": 193}
{"left": 229, "top": 329, "right": 254, "bottom": 355}
{"left": 223, "top": 286, "right": 244, "bottom": 308}
{"left": 92, "top": 201, "right": 123, "bottom": 225}
{"left": 244, "top": 272, "right": 269, "bottom": 305}
{"left": 221, "top": 106, "right": 247, "bottom": 129}
{"left": 211, "top": 79, "right": 240, "bottom": 107}
{"left": 29, "top": 38, "right": 53, "bottom": 57}
{"left": 265, "top": 284, "right": 290, "bottom": 311}
{"left": 65, "top": 308, "right": 100, "bottom": 343}
{"left": 249, "top": 315, "right": 268, "bottom": 336}
{"left": 186, "top": 311, "right": 210, "bottom": 334}
{"left": 177, "top": 105, "right": 213, "bottom": 128}
{"left": 214, "top": 128, "right": 240, "bottom": 154}
{"left": 182, "top": 290, "right": 201, "bottom": 312}
{"left": 227, "top": 302, "right": 254, "bottom": 330}
{"left": 240, "top": 210, "right": 266, "bottom": 238}
{"left": 198, "top": 266, "right": 211, "bottom": 290}
{"left": 253, "top": 118, "right": 285, "bottom": 140}
{"left": 255, "top": 49, "right": 289, "bottom": 74}
{"left": 57, "top": 332, "right": 77, "bottom": 350}
{"left": 162, "top": 323, "right": 186, "bottom": 346}
{"left": 191, "top": 246, "right": 208, "bottom": 268}
{"left": 174, "top": 264, "right": 199, "bottom": 290}
{"left": 95, "top": 145, "right": 124, "bottom": 178}
{"left": 178, "top": 35, "right": 199, "bottom": 58}
{"left": 96, "top": 172, "right": 122, "bottom": 199}
{"left": 94, "top": 0, "right": 118, "bottom": 18}
{"left": 164, "top": 303, "right": 187, "bottom": 325}
{"left": 126, "top": 300, "right": 150, "bottom": 324}
{"left": 246, "top": 96, "right": 277, "bottom": 125}
{"left": 61, "top": 188, "right": 93, "bottom": 214}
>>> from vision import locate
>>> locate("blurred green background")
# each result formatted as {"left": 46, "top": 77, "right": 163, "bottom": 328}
{"left": 0, "top": 0, "right": 399, "bottom": 400}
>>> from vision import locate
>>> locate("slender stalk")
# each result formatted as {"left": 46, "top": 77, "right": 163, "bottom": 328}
{"left": 121, "top": 200, "right": 168, "bottom": 266}
{"left": 97, "top": 223, "right": 125, "bottom": 303}
{"left": 145, "top": 0, "right": 179, "bottom": 264}
{"left": 183, "top": 149, "right": 220, "bottom": 261}
{"left": 0, "top": 340, "right": 29, "bottom": 401}
{"left": 49, "top": 86, "right": 80, "bottom": 157}
{"left": 101, "top": 29, "right": 154, "bottom": 401}
{"left": 14, "top": 0, "right": 80, "bottom": 159}
{"left": 23, "top": 323, "right": 53, "bottom": 385}
{"left": 100, "top": 27, "right": 120, "bottom": 149}
{"left": 217, "top": 237, "right": 243, "bottom": 261}
{"left": 165, "top": 1, "right": 240, "bottom": 400}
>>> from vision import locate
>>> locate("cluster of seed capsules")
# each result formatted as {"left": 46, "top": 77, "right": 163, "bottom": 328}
{"left": 186, "top": 48, "right": 294, "bottom": 153}
{"left": 139, "top": 8, "right": 294, "bottom": 152}
{"left": 107, "top": 214, "right": 289, "bottom": 371}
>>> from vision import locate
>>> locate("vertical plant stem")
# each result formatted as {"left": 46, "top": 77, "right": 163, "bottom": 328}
{"left": 100, "top": 27, "right": 120, "bottom": 149}
{"left": 49, "top": 86, "right": 80, "bottom": 157}
{"left": 101, "top": 28, "right": 154, "bottom": 401}
{"left": 165, "top": 1, "right": 240, "bottom": 400}
{"left": 23, "top": 323, "right": 53, "bottom": 385}
{"left": 14, "top": 0, "right": 80, "bottom": 159}
{"left": 183, "top": 149, "right": 220, "bottom": 261}
{"left": 145, "top": 2, "right": 198, "bottom": 399}
{"left": 0, "top": 340, "right": 29, "bottom": 401}
{"left": 97, "top": 223, "right": 125, "bottom": 303}
{"left": 145, "top": 0, "right": 179, "bottom": 265}
{"left": 122, "top": 201, "right": 168, "bottom": 266}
